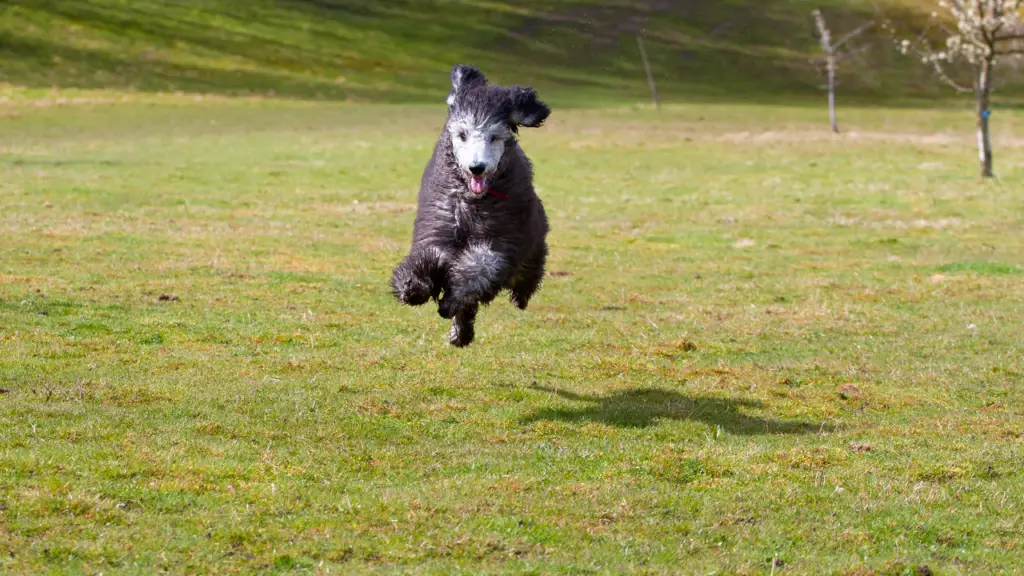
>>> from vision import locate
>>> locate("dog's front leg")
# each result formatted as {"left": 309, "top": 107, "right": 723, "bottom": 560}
{"left": 441, "top": 242, "right": 509, "bottom": 347}
{"left": 443, "top": 242, "right": 512, "bottom": 312}
{"left": 390, "top": 245, "right": 451, "bottom": 306}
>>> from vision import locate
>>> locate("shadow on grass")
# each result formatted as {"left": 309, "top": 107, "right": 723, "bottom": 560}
{"left": 521, "top": 385, "right": 832, "bottom": 435}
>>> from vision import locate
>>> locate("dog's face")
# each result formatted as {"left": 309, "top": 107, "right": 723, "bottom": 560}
{"left": 448, "top": 115, "right": 511, "bottom": 195}
{"left": 445, "top": 65, "right": 550, "bottom": 196}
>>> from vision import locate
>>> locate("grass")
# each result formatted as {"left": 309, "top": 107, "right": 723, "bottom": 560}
{"left": 1, "top": 91, "right": 1023, "bottom": 574}
{"left": 1, "top": 0, "right": 1000, "bottom": 107}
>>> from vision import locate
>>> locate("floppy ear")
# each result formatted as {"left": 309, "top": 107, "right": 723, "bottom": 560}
{"left": 508, "top": 86, "right": 550, "bottom": 128}
{"left": 447, "top": 64, "right": 487, "bottom": 107}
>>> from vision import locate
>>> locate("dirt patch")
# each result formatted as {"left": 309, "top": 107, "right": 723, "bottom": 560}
{"left": 562, "top": 125, "right": 1024, "bottom": 150}
{"left": 716, "top": 129, "right": 1024, "bottom": 148}
{"left": 326, "top": 201, "right": 416, "bottom": 215}
{"left": 837, "top": 384, "right": 860, "bottom": 399}
{"left": 829, "top": 214, "right": 966, "bottom": 231}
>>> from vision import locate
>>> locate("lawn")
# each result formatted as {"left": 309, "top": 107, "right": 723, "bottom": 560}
{"left": 1, "top": 91, "right": 1023, "bottom": 574}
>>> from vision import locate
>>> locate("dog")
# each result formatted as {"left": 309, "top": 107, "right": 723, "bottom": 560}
{"left": 390, "top": 64, "right": 551, "bottom": 347}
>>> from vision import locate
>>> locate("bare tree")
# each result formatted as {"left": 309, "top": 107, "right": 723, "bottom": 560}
{"left": 886, "top": 1, "right": 1024, "bottom": 177}
{"left": 812, "top": 9, "right": 874, "bottom": 133}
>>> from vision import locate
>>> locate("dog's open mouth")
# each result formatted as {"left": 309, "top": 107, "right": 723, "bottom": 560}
{"left": 469, "top": 175, "right": 488, "bottom": 195}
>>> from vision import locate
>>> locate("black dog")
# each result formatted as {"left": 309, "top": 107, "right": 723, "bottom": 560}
{"left": 390, "top": 65, "right": 551, "bottom": 347}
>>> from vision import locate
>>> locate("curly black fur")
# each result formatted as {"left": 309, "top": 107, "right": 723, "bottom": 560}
{"left": 390, "top": 65, "right": 551, "bottom": 347}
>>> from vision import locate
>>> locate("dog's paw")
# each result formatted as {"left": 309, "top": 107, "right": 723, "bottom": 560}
{"left": 448, "top": 322, "right": 474, "bottom": 347}
{"left": 511, "top": 291, "right": 530, "bottom": 311}
{"left": 395, "top": 275, "right": 432, "bottom": 306}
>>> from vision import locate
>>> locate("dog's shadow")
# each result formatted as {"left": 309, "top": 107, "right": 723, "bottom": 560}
{"left": 520, "top": 385, "right": 832, "bottom": 435}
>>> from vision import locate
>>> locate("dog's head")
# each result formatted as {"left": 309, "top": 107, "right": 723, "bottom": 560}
{"left": 444, "top": 64, "right": 550, "bottom": 196}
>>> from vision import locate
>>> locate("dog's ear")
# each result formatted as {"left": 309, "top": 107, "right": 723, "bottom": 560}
{"left": 508, "top": 86, "right": 550, "bottom": 128}
{"left": 447, "top": 64, "right": 487, "bottom": 107}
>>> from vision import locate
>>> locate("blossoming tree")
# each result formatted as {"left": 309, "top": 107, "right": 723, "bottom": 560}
{"left": 889, "top": 1, "right": 1024, "bottom": 177}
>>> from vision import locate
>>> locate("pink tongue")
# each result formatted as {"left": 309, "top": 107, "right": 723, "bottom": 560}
{"left": 470, "top": 175, "right": 486, "bottom": 194}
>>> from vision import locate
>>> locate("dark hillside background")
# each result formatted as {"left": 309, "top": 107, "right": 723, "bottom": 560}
{"left": 1, "top": 0, "right": 1016, "bottom": 106}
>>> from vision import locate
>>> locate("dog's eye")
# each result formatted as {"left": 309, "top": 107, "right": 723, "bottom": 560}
{"left": 457, "top": 131, "right": 467, "bottom": 142}
{"left": 488, "top": 135, "right": 498, "bottom": 143}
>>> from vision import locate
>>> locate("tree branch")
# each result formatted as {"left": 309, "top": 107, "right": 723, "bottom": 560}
{"left": 832, "top": 20, "right": 875, "bottom": 50}
{"left": 812, "top": 9, "right": 832, "bottom": 52}
{"left": 909, "top": 21, "right": 934, "bottom": 53}
{"left": 931, "top": 59, "right": 973, "bottom": 92}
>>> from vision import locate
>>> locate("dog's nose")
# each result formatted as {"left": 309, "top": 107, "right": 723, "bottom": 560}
{"left": 469, "top": 163, "right": 486, "bottom": 176}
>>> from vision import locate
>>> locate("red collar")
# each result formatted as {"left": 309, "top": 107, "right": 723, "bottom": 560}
{"left": 487, "top": 188, "right": 508, "bottom": 200}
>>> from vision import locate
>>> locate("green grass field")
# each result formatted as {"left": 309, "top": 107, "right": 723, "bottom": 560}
{"left": 3, "top": 0, "right": 1024, "bottom": 574}
{"left": 2, "top": 92, "right": 1022, "bottom": 574}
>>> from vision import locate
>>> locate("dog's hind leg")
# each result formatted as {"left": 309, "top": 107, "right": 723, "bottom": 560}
{"left": 390, "top": 246, "right": 449, "bottom": 306}
{"left": 449, "top": 303, "right": 478, "bottom": 347}
{"left": 510, "top": 242, "right": 547, "bottom": 310}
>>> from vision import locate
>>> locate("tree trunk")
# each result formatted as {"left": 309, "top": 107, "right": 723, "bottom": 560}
{"left": 812, "top": 9, "right": 838, "bottom": 134}
{"left": 976, "top": 58, "right": 993, "bottom": 178}
{"left": 827, "top": 51, "right": 838, "bottom": 133}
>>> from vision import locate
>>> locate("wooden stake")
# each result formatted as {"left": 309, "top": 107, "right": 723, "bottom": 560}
{"left": 636, "top": 35, "right": 659, "bottom": 110}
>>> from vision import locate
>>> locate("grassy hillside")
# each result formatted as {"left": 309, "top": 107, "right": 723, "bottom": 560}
{"left": 0, "top": 0, "right": 982, "bottom": 106}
